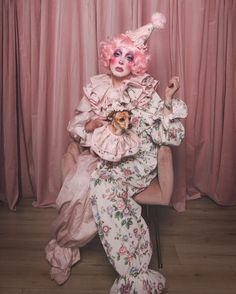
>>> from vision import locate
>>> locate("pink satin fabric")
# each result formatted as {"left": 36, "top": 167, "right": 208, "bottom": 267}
{"left": 91, "top": 125, "right": 140, "bottom": 162}
{"left": 45, "top": 144, "right": 98, "bottom": 284}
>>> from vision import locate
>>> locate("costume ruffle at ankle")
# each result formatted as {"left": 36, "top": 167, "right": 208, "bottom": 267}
{"left": 45, "top": 196, "right": 97, "bottom": 285}
{"left": 45, "top": 239, "right": 81, "bottom": 284}
{"left": 110, "top": 268, "right": 165, "bottom": 294}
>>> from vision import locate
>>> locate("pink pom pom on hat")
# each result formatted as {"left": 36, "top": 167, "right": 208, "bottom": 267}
{"left": 125, "top": 12, "right": 166, "bottom": 51}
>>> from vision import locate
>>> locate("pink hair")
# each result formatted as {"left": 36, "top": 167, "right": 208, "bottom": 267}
{"left": 99, "top": 34, "right": 150, "bottom": 75}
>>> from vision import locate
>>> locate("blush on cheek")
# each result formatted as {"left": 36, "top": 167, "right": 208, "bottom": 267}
{"left": 110, "top": 57, "right": 115, "bottom": 64}
{"left": 128, "top": 63, "right": 133, "bottom": 70}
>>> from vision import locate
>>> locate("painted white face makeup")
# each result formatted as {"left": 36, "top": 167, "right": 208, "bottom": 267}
{"left": 110, "top": 47, "right": 134, "bottom": 78}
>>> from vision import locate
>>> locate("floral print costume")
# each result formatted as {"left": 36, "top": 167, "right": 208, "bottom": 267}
{"left": 45, "top": 73, "right": 187, "bottom": 293}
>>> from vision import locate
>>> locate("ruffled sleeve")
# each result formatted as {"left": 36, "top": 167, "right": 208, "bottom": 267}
{"left": 150, "top": 98, "right": 188, "bottom": 146}
{"left": 91, "top": 125, "right": 140, "bottom": 162}
{"left": 67, "top": 96, "right": 95, "bottom": 147}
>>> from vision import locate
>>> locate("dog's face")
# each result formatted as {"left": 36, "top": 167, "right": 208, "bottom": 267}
{"left": 113, "top": 111, "right": 130, "bottom": 129}
{"left": 110, "top": 111, "right": 130, "bottom": 130}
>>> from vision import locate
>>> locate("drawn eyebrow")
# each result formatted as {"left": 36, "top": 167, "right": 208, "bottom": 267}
{"left": 114, "top": 48, "right": 122, "bottom": 54}
{"left": 125, "top": 51, "right": 134, "bottom": 57}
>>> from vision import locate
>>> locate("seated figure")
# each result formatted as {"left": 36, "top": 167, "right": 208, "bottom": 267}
{"left": 45, "top": 12, "right": 187, "bottom": 294}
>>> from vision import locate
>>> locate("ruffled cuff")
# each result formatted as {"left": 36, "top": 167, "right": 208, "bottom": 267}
{"left": 150, "top": 98, "right": 187, "bottom": 146}
{"left": 154, "top": 98, "right": 188, "bottom": 129}
{"left": 110, "top": 269, "right": 165, "bottom": 294}
{"left": 91, "top": 125, "right": 140, "bottom": 162}
{"left": 45, "top": 239, "right": 81, "bottom": 285}
{"left": 151, "top": 121, "right": 185, "bottom": 146}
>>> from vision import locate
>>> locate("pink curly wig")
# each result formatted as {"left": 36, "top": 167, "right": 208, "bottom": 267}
{"left": 99, "top": 34, "right": 150, "bottom": 76}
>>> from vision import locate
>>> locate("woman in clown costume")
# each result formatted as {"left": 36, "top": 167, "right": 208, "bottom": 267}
{"left": 45, "top": 12, "right": 187, "bottom": 293}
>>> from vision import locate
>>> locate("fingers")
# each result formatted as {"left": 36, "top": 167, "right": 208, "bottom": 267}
{"left": 95, "top": 117, "right": 106, "bottom": 125}
{"left": 165, "top": 76, "right": 180, "bottom": 101}
{"left": 85, "top": 118, "right": 104, "bottom": 132}
{"left": 94, "top": 117, "right": 108, "bottom": 129}
{"left": 168, "top": 76, "right": 180, "bottom": 89}
{"left": 94, "top": 119, "right": 103, "bottom": 128}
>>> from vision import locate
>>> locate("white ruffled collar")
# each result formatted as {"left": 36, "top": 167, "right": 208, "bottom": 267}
{"left": 84, "top": 73, "right": 159, "bottom": 116}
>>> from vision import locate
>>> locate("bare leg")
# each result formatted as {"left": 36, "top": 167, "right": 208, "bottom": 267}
{"left": 134, "top": 146, "right": 174, "bottom": 206}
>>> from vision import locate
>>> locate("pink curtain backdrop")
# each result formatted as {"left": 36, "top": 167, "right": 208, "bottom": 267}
{"left": 0, "top": 0, "right": 235, "bottom": 211}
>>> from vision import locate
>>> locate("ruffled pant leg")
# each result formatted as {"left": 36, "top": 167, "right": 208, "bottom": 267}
{"left": 109, "top": 269, "right": 165, "bottom": 294}
{"left": 89, "top": 172, "right": 165, "bottom": 294}
{"left": 45, "top": 151, "right": 98, "bottom": 285}
{"left": 45, "top": 239, "right": 81, "bottom": 285}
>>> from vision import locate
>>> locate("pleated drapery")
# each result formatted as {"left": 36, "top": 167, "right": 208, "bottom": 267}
{"left": 0, "top": 0, "right": 235, "bottom": 211}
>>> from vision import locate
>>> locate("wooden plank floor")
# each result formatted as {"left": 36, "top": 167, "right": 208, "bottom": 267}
{"left": 0, "top": 196, "right": 235, "bottom": 294}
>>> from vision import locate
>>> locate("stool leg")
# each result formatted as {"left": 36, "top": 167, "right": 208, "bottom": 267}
{"left": 153, "top": 206, "right": 163, "bottom": 269}
{"left": 144, "top": 205, "right": 163, "bottom": 269}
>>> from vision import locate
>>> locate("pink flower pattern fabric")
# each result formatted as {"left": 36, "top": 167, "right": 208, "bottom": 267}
{"left": 45, "top": 73, "right": 187, "bottom": 293}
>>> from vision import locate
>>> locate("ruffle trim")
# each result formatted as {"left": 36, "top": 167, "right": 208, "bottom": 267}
{"left": 45, "top": 239, "right": 80, "bottom": 285}
{"left": 110, "top": 268, "right": 166, "bottom": 294}
{"left": 91, "top": 125, "right": 140, "bottom": 162}
{"left": 83, "top": 73, "right": 160, "bottom": 116}
{"left": 154, "top": 98, "right": 188, "bottom": 130}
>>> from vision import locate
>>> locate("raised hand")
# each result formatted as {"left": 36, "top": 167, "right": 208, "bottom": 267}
{"left": 165, "top": 76, "right": 180, "bottom": 102}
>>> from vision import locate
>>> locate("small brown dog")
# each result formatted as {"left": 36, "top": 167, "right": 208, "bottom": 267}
{"left": 107, "top": 111, "right": 131, "bottom": 136}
